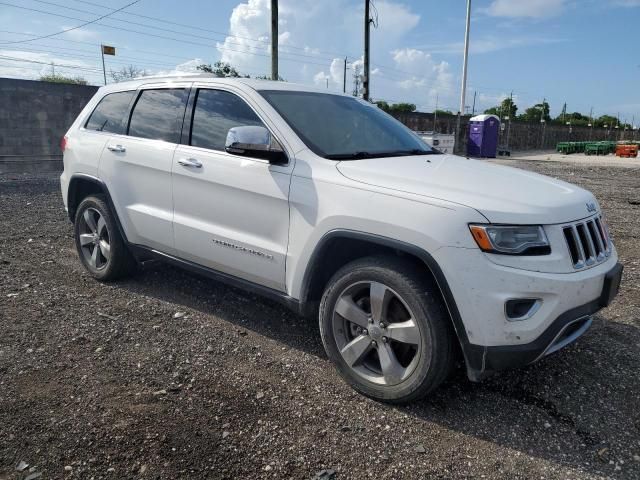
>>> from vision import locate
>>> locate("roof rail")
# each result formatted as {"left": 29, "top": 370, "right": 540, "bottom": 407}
{"left": 132, "top": 72, "right": 217, "bottom": 80}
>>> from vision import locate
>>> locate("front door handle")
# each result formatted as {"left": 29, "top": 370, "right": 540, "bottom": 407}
{"left": 107, "top": 144, "right": 126, "bottom": 153}
{"left": 178, "top": 157, "right": 202, "bottom": 168}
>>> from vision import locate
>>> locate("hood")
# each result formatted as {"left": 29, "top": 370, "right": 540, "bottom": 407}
{"left": 336, "top": 154, "right": 597, "bottom": 224}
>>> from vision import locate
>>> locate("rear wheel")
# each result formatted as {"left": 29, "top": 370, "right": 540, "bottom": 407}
{"left": 74, "top": 195, "right": 135, "bottom": 281}
{"left": 319, "top": 256, "right": 455, "bottom": 403}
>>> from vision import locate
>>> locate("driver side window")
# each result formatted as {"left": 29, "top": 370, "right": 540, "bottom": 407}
{"left": 190, "top": 89, "right": 264, "bottom": 151}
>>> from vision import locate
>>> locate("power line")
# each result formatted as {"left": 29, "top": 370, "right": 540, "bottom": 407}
{"left": 0, "top": 2, "right": 339, "bottom": 69}
{"left": 29, "top": 0, "right": 343, "bottom": 64}
{"left": 69, "top": 0, "right": 358, "bottom": 60}
{"left": 0, "top": 54, "right": 103, "bottom": 73}
{"left": 0, "top": 0, "right": 141, "bottom": 45}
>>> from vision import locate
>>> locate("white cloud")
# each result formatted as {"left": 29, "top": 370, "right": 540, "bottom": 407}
{"left": 217, "top": 0, "right": 272, "bottom": 76}
{"left": 154, "top": 58, "right": 205, "bottom": 77}
{"left": 215, "top": 0, "right": 453, "bottom": 109}
{"left": 313, "top": 57, "right": 348, "bottom": 89}
{"left": 60, "top": 27, "right": 99, "bottom": 41}
{"left": 389, "top": 48, "right": 453, "bottom": 105}
{"left": 372, "top": 1, "right": 420, "bottom": 35}
{"left": 482, "top": 0, "right": 567, "bottom": 18}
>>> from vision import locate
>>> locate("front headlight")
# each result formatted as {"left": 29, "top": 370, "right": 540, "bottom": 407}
{"left": 469, "top": 224, "right": 550, "bottom": 255}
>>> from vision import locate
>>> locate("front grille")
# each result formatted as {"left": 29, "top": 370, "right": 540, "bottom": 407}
{"left": 562, "top": 216, "right": 611, "bottom": 269}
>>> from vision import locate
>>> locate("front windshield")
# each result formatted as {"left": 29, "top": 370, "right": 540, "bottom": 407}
{"left": 258, "top": 90, "right": 436, "bottom": 159}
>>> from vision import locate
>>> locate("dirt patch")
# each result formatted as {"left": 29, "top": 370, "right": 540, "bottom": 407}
{"left": 1, "top": 162, "right": 639, "bottom": 479}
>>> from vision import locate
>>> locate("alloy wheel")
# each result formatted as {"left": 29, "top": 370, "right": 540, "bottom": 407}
{"left": 78, "top": 207, "right": 111, "bottom": 270}
{"left": 332, "top": 281, "right": 422, "bottom": 386}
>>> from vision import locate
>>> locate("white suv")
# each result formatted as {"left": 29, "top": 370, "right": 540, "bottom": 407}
{"left": 60, "top": 75, "right": 623, "bottom": 403}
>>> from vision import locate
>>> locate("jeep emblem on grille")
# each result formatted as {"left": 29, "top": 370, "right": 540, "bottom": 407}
{"left": 586, "top": 202, "right": 597, "bottom": 213}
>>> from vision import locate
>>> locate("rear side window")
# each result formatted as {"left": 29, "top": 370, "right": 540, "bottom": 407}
{"left": 128, "top": 89, "right": 188, "bottom": 143}
{"left": 190, "top": 89, "right": 264, "bottom": 151}
{"left": 84, "top": 90, "right": 135, "bottom": 134}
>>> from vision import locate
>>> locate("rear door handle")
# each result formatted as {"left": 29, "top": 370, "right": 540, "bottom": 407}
{"left": 107, "top": 144, "right": 126, "bottom": 153}
{"left": 178, "top": 157, "right": 202, "bottom": 168}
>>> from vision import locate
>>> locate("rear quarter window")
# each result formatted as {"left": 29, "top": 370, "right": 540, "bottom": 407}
{"left": 84, "top": 90, "right": 135, "bottom": 134}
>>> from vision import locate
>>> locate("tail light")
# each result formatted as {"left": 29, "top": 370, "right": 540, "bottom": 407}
{"left": 60, "top": 135, "right": 68, "bottom": 152}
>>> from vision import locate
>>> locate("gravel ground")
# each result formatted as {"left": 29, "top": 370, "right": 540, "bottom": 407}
{"left": 508, "top": 151, "right": 640, "bottom": 169}
{"left": 1, "top": 159, "right": 639, "bottom": 480}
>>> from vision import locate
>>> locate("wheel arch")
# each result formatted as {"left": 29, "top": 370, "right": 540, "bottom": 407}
{"left": 299, "top": 230, "right": 485, "bottom": 378}
{"left": 67, "top": 174, "right": 129, "bottom": 244}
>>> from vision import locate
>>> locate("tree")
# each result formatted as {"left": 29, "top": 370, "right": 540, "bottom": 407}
{"left": 39, "top": 74, "right": 88, "bottom": 85}
{"left": 565, "top": 112, "right": 589, "bottom": 126}
{"left": 390, "top": 103, "right": 416, "bottom": 113}
{"left": 434, "top": 109, "right": 454, "bottom": 116}
{"left": 196, "top": 61, "right": 248, "bottom": 78}
{"left": 374, "top": 100, "right": 390, "bottom": 111}
{"left": 110, "top": 65, "right": 147, "bottom": 83}
{"left": 375, "top": 101, "right": 416, "bottom": 114}
{"left": 594, "top": 114, "right": 618, "bottom": 128}
{"left": 518, "top": 101, "right": 550, "bottom": 123}
{"left": 485, "top": 97, "right": 517, "bottom": 119}
{"left": 254, "top": 74, "right": 286, "bottom": 81}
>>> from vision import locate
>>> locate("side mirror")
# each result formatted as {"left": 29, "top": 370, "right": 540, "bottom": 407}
{"left": 225, "top": 126, "right": 287, "bottom": 164}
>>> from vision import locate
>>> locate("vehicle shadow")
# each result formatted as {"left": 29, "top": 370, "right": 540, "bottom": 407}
{"left": 114, "top": 261, "right": 640, "bottom": 478}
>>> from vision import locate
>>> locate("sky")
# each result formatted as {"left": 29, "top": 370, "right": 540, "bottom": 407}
{"left": 0, "top": 0, "right": 638, "bottom": 121}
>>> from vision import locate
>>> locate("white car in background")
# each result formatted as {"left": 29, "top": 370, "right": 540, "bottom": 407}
{"left": 59, "top": 76, "right": 623, "bottom": 403}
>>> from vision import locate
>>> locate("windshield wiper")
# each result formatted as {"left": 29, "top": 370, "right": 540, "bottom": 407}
{"left": 325, "top": 149, "right": 440, "bottom": 160}
{"left": 325, "top": 151, "right": 374, "bottom": 160}
{"left": 388, "top": 149, "right": 440, "bottom": 156}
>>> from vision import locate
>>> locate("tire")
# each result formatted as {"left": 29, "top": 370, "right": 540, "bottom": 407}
{"left": 319, "top": 255, "right": 455, "bottom": 404}
{"left": 74, "top": 195, "right": 135, "bottom": 281}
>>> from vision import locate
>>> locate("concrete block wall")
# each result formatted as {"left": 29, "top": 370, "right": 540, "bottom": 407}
{"left": 0, "top": 78, "right": 98, "bottom": 172}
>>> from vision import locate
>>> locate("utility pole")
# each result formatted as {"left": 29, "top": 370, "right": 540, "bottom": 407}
{"left": 353, "top": 64, "right": 361, "bottom": 97}
{"left": 326, "top": 78, "right": 329, "bottom": 89}
{"left": 471, "top": 90, "right": 477, "bottom": 116}
{"left": 363, "top": 0, "right": 371, "bottom": 101}
{"left": 270, "top": 0, "right": 278, "bottom": 81}
{"left": 589, "top": 107, "right": 593, "bottom": 140}
{"left": 506, "top": 91, "right": 513, "bottom": 149}
{"left": 434, "top": 94, "right": 439, "bottom": 132}
{"left": 100, "top": 45, "right": 107, "bottom": 85}
{"left": 343, "top": 57, "right": 347, "bottom": 93}
{"left": 540, "top": 97, "right": 546, "bottom": 149}
{"left": 456, "top": 0, "right": 471, "bottom": 154}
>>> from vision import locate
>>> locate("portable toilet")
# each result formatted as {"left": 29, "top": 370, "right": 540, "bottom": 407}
{"left": 467, "top": 114, "right": 500, "bottom": 158}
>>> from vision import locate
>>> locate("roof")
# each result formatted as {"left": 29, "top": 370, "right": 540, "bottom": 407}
{"left": 98, "top": 74, "right": 346, "bottom": 96}
{"left": 470, "top": 114, "right": 500, "bottom": 122}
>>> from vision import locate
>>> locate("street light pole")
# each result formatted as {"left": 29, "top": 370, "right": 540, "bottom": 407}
{"left": 456, "top": 0, "right": 471, "bottom": 154}
{"left": 363, "top": 0, "right": 371, "bottom": 101}
{"left": 271, "top": 0, "right": 278, "bottom": 81}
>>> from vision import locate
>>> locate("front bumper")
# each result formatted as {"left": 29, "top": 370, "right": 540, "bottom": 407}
{"left": 481, "top": 261, "right": 622, "bottom": 373}
{"left": 431, "top": 246, "right": 622, "bottom": 380}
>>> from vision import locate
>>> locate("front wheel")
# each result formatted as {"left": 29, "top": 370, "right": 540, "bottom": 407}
{"left": 319, "top": 256, "right": 455, "bottom": 403}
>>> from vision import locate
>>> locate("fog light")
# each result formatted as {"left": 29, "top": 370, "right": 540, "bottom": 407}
{"left": 505, "top": 298, "right": 542, "bottom": 321}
